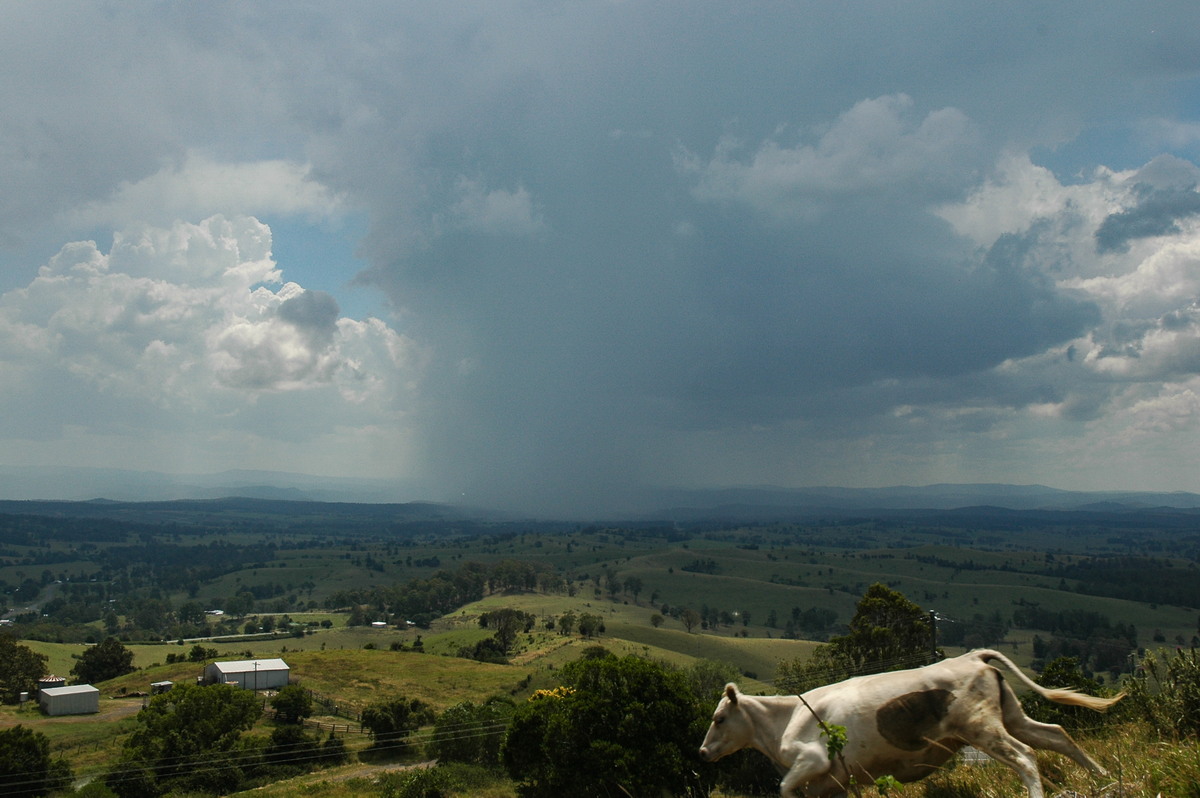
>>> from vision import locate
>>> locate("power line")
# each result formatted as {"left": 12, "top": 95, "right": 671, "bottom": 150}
{"left": 1, "top": 714, "right": 515, "bottom": 791}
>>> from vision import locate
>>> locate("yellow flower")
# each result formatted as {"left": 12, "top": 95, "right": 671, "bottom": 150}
{"left": 529, "top": 686, "right": 575, "bottom": 701}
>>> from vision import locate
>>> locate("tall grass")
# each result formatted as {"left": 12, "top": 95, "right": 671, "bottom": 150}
{"left": 916, "top": 721, "right": 1200, "bottom": 798}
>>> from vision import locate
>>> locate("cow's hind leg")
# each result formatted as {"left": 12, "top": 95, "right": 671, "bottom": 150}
{"left": 966, "top": 727, "right": 1045, "bottom": 798}
{"left": 998, "top": 682, "right": 1107, "bottom": 775}
{"left": 1006, "top": 715, "right": 1107, "bottom": 774}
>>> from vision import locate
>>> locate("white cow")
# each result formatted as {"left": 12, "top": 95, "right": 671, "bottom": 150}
{"left": 699, "top": 649, "right": 1122, "bottom": 798}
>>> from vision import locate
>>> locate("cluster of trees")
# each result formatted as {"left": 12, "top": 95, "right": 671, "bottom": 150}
{"left": 1051, "top": 556, "right": 1200, "bottom": 607}
{"left": 328, "top": 559, "right": 564, "bottom": 629}
{"left": 103, "top": 683, "right": 346, "bottom": 797}
{"left": 1013, "top": 604, "right": 1137, "bottom": 644}
{"left": 501, "top": 652, "right": 710, "bottom": 796}
{"left": 937, "top": 610, "right": 1010, "bottom": 649}
{"left": 552, "top": 610, "right": 604, "bottom": 637}
{"left": 71, "top": 637, "right": 136, "bottom": 684}
{"left": 1, "top": 634, "right": 136, "bottom": 708}
{"left": 356, "top": 650, "right": 760, "bottom": 796}
{"left": 0, "top": 634, "right": 47, "bottom": 704}
{"left": 0, "top": 725, "right": 73, "bottom": 797}
{"left": 778, "top": 605, "right": 840, "bottom": 640}
{"left": 360, "top": 696, "right": 435, "bottom": 747}
{"left": 457, "top": 608, "right": 609, "bottom": 663}
{"left": 776, "top": 583, "right": 934, "bottom": 694}
{"left": 1010, "top": 603, "right": 1139, "bottom": 674}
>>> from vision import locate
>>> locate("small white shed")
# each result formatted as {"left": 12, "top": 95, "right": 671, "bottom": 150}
{"left": 203, "top": 658, "right": 290, "bottom": 691}
{"left": 40, "top": 684, "right": 100, "bottom": 716}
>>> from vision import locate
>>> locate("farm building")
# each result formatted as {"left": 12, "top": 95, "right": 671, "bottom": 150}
{"left": 38, "top": 675, "right": 67, "bottom": 691}
{"left": 203, "top": 658, "right": 290, "bottom": 690}
{"left": 40, "top": 684, "right": 99, "bottom": 716}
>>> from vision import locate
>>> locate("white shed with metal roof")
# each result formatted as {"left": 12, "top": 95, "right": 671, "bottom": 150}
{"left": 203, "top": 658, "right": 289, "bottom": 690}
{"left": 40, "top": 684, "right": 100, "bottom": 716}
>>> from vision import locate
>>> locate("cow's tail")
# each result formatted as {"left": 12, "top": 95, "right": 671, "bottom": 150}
{"left": 975, "top": 649, "right": 1124, "bottom": 712}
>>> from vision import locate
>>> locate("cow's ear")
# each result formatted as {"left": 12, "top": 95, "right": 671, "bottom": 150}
{"left": 724, "top": 683, "right": 739, "bottom": 706}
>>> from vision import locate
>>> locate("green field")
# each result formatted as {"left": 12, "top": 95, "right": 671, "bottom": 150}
{"left": 2, "top": 500, "right": 1199, "bottom": 794}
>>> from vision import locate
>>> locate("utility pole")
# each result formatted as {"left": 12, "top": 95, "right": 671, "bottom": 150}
{"left": 929, "top": 610, "right": 939, "bottom": 662}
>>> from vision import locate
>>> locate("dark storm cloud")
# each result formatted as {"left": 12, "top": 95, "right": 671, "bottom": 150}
{"left": 6, "top": 2, "right": 1200, "bottom": 512}
{"left": 1095, "top": 186, "right": 1200, "bottom": 253}
{"left": 278, "top": 289, "right": 340, "bottom": 348}
{"left": 289, "top": 2, "right": 1200, "bottom": 513}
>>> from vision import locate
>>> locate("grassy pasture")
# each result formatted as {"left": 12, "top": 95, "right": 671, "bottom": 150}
{"left": 4, "top": 502, "right": 1199, "bottom": 796}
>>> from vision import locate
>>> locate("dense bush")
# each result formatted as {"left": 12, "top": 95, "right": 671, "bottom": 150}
{"left": 0, "top": 725, "right": 73, "bottom": 798}
{"left": 270, "top": 684, "right": 314, "bottom": 724}
{"left": 427, "top": 697, "right": 515, "bottom": 766}
{"left": 1125, "top": 647, "right": 1200, "bottom": 739}
{"left": 1023, "top": 656, "right": 1115, "bottom": 731}
{"left": 71, "top": 637, "right": 135, "bottom": 684}
{"left": 502, "top": 653, "right": 708, "bottom": 797}
{"left": 106, "top": 683, "right": 261, "bottom": 797}
{"left": 361, "top": 696, "right": 436, "bottom": 749}
{"left": 0, "top": 635, "right": 47, "bottom": 704}
{"left": 776, "top": 583, "right": 933, "bottom": 694}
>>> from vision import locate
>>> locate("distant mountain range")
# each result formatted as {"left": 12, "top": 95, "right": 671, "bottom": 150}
{"left": 0, "top": 466, "right": 416, "bottom": 504}
{"left": 2, "top": 466, "right": 1200, "bottom": 520}
{"left": 636, "top": 483, "right": 1200, "bottom": 519}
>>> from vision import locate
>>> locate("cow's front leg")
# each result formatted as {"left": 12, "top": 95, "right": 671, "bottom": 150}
{"left": 779, "top": 742, "right": 841, "bottom": 797}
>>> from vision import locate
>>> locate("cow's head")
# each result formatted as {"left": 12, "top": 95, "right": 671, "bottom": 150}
{"left": 699, "top": 683, "right": 754, "bottom": 762}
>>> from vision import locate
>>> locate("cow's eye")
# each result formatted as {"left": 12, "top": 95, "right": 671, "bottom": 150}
{"left": 714, "top": 717, "right": 724, "bottom": 725}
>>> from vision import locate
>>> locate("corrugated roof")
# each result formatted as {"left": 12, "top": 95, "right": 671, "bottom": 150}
{"left": 209, "top": 658, "right": 289, "bottom": 673}
{"left": 41, "top": 684, "right": 99, "bottom": 696}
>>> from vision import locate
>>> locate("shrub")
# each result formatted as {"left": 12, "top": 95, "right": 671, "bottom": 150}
{"left": 270, "top": 684, "right": 314, "bottom": 724}
{"left": 361, "top": 696, "right": 436, "bottom": 749}
{"left": 0, "top": 725, "right": 73, "bottom": 798}
{"left": 1024, "top": 656, "right": 1116, "bottom": 731}
{"left": 427, "top": 697, "right": 515, "bottom": 766}
{"left": 378, "top": 766, "right": 454, "bottom": 798}
{"left": 318, "top": 732, "right": 350, "bottom": 767}
{"left": 502, "top": 654, "right": 707, "bottom": 797}
{"left": 1125, "top": 647, "right": 1200, "bottom": 738}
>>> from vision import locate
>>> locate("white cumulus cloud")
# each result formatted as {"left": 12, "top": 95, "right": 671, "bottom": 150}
{"left": 62, "top": 151, "right": 345, "bottom": 232}
{"left": 680, "top": 94, "right": 980, "bottom": 219}
{"left": 0, "top": 215, "right": 418, "bottom": 421}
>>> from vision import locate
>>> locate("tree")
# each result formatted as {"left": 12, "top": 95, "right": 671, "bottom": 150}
{"left": 72, "top": 637, "right": 135, "bottom": 684}
{"left": 837, "top": 583, "right": 931, "bottom": 665}
{"left": 681, "top": 607, "right": 701, "bottom": 633}
{"left": 264, "top": 724, "right": 318, "bottom": 773}
{"left": 108, "top": 683, "right": 261, "bottom": 797}
{"left": 479, "top": 608, "right": 531, "bottom": 653}
{"left": 187, "top": 644, "right": 217, "bottom": 663}
{"left": 1024, "top": 656, "right": 1109, "bottom": 730}
{"left": 777, "top": 584, "right": 933, "bottom": 694}
{"left": 175, "top": 602, "right": 205, "bottom": 626}
{"left": 428, "top": 697, "right": 515, "bottom": 765}
{"left": 360, "top": 696, "right": 435, "bottom": 747}
{"left": 226, "top": 591, "right": 255, "bottom": 618}
{"left": 502, "top": 654, "right": 708, "bottom": 797}
{"left": 0, "top": 634, "right": 48, "bottom": 704}
{"left": 270, "top": 684, "right": 314, "bottom": 725}
{"left": 0, "top": 725, "right": 73, "bottom": 797}
{"left": 577, "top": 613, "right": 603, "bottom": 637}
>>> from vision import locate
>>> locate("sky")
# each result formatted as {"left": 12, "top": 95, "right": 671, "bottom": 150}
{"left": 3, "top": 2, "right": 1200, "bottom": 516}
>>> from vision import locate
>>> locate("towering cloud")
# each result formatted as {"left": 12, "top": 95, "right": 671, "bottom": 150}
{"left": 2, "top": 3, "right": 1200, "bottom": 512}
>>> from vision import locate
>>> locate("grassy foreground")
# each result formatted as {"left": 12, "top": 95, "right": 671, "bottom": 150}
{"left": 211, "top": 718, "right": 1200, "bottom": 798}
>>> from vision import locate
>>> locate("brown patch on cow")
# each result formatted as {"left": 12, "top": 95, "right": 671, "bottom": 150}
{"left": 875, "top": 689, "right": 955, "bottom": 751}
